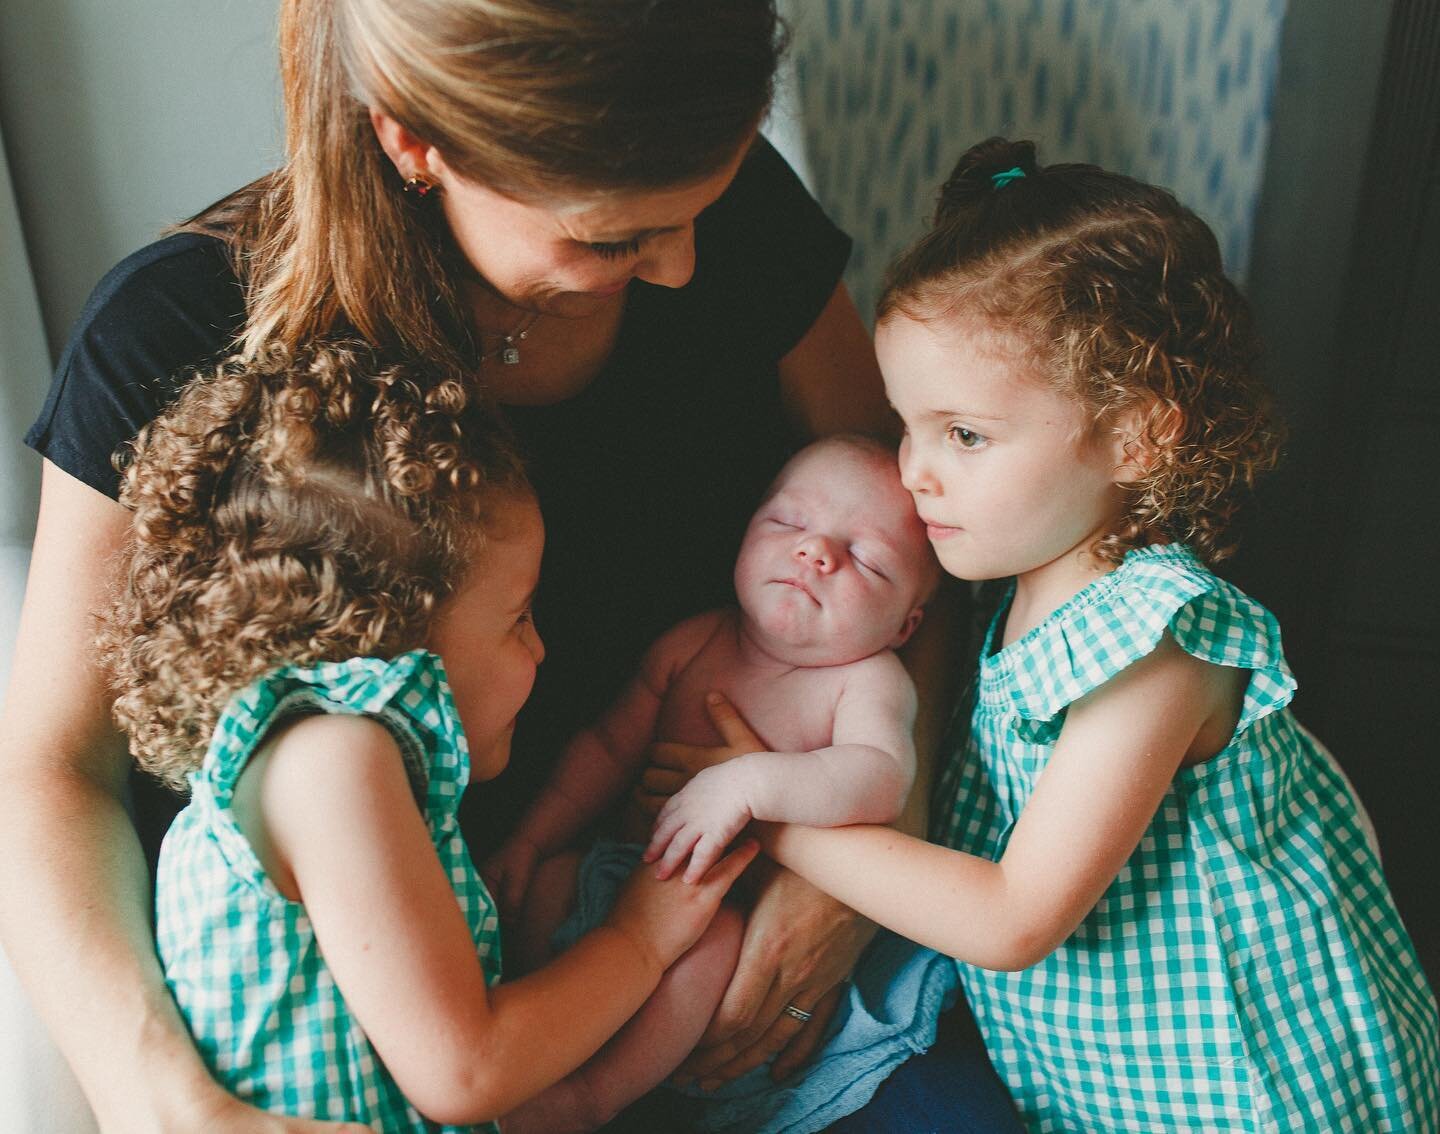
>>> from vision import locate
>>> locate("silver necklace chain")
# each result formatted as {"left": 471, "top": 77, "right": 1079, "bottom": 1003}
{"left": 478, "top": 311, "right": 541, "bottom": 365}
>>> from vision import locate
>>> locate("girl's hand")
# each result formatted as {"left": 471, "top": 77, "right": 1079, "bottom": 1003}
{"left": 480, "top": 835, "right": 541, "bottom": 918}
{"left": 607, "top": 838, "right": 759, "bottom": 970}
{"left": 643, "top": 763, "right": 756, "bottom": 882}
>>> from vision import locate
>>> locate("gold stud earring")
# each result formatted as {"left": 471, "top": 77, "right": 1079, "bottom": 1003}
{"left": 402, "top": 173, "right": 439, "bottom": 199}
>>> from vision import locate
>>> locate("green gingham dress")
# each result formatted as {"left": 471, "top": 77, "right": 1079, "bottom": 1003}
{"left": 156, "top": 650, "right": 502, "bottom": 1133}
{"left": 936, "top": 544, "right": 1440, "bottom": 1132}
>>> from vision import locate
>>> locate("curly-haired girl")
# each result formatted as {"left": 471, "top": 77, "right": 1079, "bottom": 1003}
{"left": 101, "top": 346, "right": 755, "bottom": 1133}
{"left": 696, "top": 139, "right": 1440, "bottom": 1131}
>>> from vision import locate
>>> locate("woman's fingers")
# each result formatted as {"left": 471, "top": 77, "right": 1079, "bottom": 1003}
{"left": 769, "top": 984, "right": 843, "bottom": 1079}
{"left": 703, "top": 691, "right": 765, "bottom": 751}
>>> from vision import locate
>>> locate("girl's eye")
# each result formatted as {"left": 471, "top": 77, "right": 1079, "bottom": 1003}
{"left": 587, "top": 237, "right": 643, "bottom": 260}
{"left": 515, "top": 608, "right": 533, "bottom": 629}
{"left": 947, "top": 425, "right": 987, "bottom": 449}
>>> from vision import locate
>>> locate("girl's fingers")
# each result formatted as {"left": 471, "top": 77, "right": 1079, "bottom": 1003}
{"left": 700, "top": 837, "right": 759, "bottom": 891}
{"left": 703, "top": 692, "right": 764, "bottom": 752}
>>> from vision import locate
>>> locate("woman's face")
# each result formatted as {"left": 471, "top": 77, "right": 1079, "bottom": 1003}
{"left": 428, "top": 139, "right": 753, "bottom": 319}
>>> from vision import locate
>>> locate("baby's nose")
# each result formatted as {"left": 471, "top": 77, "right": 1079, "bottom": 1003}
{"left": 794, "top": 535, "right": 843, "bottom": 573}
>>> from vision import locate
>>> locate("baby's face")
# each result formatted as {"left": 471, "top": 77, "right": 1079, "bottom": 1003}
{"left": 733, "top": 441, "right": 935, "bottom": 666}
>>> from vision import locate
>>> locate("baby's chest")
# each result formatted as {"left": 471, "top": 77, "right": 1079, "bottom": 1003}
{"left": 658, "top": 663, "right": 843, "bottom": 753}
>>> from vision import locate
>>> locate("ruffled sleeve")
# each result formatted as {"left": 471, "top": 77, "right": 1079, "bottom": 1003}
{"left": 985, "top": 546, "right": 1297, "bottom": 746}
{"left": 192, "top": 650, "right": 469, "bottom": 889}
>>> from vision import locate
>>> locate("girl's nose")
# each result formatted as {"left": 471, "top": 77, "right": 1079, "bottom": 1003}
{"left": 632, "top": 225, "right": 697, "bottom": 289}
{"left": 527, "top": 623, "right": 546, "bottom": 665}
{"left": 899, "top": 436, "right": 939, "bottom": 496}
{"left": 794, "top": 535, "right": 843, "bottom": 574}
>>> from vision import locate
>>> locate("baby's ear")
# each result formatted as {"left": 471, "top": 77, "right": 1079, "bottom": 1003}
{"left": 889, "top": 606, "right": 925, "bottom": 649}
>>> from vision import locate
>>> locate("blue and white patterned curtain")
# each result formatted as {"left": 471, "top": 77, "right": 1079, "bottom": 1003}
{"left": 782, "top": 0, "right": 1288, "bottom": 319}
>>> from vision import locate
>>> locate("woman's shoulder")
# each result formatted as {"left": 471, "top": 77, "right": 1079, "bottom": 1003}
{"left": 26, "top": 231, "right": 246, "bottom": 498}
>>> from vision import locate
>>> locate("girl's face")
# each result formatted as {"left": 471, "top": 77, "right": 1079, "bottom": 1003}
{"left": 427, "top": 138, "right": 753, "bottom": 319}
{"left": 876, "top": 314, "right": 1132, "bottom": 592}
{"left": 426, "top": 495, "right": 546, "bottom": 782}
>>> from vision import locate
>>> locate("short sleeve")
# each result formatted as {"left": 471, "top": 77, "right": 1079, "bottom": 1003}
{"left": 24, "top": 233, "right": 244, "bottom": 499}
{"left": 995, "top": 548, "right": 1296, "bottom": 744}
{"left": 690, "top": 135, "right": 853, "bottom": 363}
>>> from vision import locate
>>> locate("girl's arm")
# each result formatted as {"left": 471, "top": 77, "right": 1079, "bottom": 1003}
{"left": 645, "top": 656, "right": 918, "bottom": 882}
{"left": 0, "top": 464, "right": 365, "bottom": 1133}
{"left": 760, "top": 635, "right": 1234, "bottom": 971}
{"left": 258, "top": 713, "right": 753, "bottom": 1126}
{"left": 483, "top": 612, "right": 720, "bottom": 913}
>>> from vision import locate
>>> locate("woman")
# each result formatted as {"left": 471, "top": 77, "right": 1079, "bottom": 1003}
{"left": 1, "top": 1, "right": 1013, "bottom": 1129}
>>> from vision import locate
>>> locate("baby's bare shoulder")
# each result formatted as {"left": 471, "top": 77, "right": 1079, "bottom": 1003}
{"left": 643, "top": 608, "right": 734, "bottom": 688}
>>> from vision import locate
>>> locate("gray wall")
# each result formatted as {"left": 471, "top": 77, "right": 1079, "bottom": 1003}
{"left": 0, "top": 0, "right": 283, "bottom": 359}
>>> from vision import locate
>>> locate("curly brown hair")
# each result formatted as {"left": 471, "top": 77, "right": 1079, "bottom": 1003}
{"left": 878, "top": 137, "right": 1282, "bottom": 566}
{"left": 100, "top": 342, "right": 529, "bottom": 790}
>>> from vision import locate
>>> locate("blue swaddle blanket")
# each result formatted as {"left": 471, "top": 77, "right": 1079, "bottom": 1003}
{"left": 553, "top": 840, "right": 958, "bottom": 1134}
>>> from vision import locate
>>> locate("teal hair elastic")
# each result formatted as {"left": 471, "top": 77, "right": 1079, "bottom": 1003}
{"left": 990, "top": 166, "right": 1026, "bottom": 189}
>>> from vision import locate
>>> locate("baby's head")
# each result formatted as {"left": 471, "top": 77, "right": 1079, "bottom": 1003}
{"left": 877, "top": 137, "right": 1282, "bottom": 570}
{"left": 104, "top": 342, "right": 534, "bottom": 789}
{"left": 733, "top": 435, "right": 939, "bottom": 667}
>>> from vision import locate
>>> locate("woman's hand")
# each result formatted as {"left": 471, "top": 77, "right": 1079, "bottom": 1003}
{"left": 665, "top": 694, "right": 878, "bottom": 1088}
{"left": 677, "top": 866, "right": 877, "bottom": 1088}
{"left": 629, "top": 706, "right": 756, "bottom": 822}
{"left": 195, "top": 1094, "right": 374, "bottom": 1133}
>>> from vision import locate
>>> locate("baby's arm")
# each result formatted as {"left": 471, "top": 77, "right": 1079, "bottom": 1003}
{"left": 646, "top": 652, "right": 917, "bottom": 882}
{"left": 255, "top": 713, "right": 754, "bottom": 1126}
{"left": 483, "top": 611, "right": 723, "bottom": 912}
{"left": 760, "top": 634, "right": 1240, "bottom": 970}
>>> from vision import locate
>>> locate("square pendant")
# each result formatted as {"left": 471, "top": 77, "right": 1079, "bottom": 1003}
{"left": 501, "top": 347, "right": 521, "bottom": 365}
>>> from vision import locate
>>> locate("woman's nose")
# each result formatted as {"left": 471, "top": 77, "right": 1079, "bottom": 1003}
{"left": 633, "top": 225, "right": 696, "bottom": 289}
{"left": 794, "top": 535, "right": 843, "bottom": 573}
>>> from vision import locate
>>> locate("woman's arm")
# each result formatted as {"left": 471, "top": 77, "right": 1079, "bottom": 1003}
{"left": 258, "top": 713, "right": 754, "bottom": 1126}
{"left": 0, "top": 462, "right": 366, "bottom": 1133}
{"left": 762, "top": 636, "right": 1229, "bottom": 970}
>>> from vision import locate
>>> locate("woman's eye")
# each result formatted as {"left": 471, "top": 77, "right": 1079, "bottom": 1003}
{"left": 947, "top": 425, "right": 986, "bottom": 449}
{"left": 587, "top": 237, "right": 643, "bottom": 260}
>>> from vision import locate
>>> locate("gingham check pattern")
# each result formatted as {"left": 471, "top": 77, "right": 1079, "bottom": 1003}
{"left": 936, "top": 544, "right": 1440, "bottom": 1132}
{"left": 156, "top": 650, "right": 502, "bottom": 1132}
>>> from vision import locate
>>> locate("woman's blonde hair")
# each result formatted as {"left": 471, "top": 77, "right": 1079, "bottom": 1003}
{"left": 880, "top": 137, "right": 1282, "bottom": 566}
{"left": 190, "top": 0, "right": 784, "bottom": 380}
{"left": 100, "top": 343, "right": 529, "bottom": 789}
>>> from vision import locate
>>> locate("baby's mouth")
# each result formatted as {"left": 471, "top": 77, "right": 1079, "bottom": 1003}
{"left": 775, "top": 578, "right": 821, "bottom": 605}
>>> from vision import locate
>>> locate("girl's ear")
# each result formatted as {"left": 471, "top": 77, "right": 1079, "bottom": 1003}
{"left": 1110, "top": 399, "right": 1182, "bottom": 485}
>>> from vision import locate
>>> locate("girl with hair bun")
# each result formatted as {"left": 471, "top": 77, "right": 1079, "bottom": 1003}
{"left": 725, "top": 138, "right": 1440, "bottom": 1131}
{"left": 5, "top": 1, "right": 1026, "bottom": 1129}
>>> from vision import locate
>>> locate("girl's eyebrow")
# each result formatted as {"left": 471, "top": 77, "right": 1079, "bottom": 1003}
{"left": 918, "top": 407, "right": 1008, "bottom": 423}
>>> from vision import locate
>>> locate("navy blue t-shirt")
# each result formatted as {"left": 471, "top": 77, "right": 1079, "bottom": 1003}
{"left": 27, "top": 138, "right": 851, "bottom": 856}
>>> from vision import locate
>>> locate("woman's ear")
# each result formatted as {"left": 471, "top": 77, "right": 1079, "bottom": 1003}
{"left": 368, "top": 108, "right": 442, "bottom": 181}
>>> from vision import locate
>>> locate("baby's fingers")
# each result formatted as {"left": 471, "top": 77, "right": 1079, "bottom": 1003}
{"left": 683, "top": 834, "right": 728, "bottom": 884}
{"left": 655, "top": 823, "right": 702, "bottom": 881}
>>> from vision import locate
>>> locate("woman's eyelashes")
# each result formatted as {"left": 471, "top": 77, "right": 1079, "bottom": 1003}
{"left": 587, "top": 236, "right": 644, "bottom": 260}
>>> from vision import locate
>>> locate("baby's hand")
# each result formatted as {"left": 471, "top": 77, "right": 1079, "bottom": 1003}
{"left": 479, "top": 836, "right": 540, "bottom": 918}
{"left": 609, "top": 838, "right": 759, "bottom": 969}
{"left": 644, "top": 763, "right": 756, "bottom": 884}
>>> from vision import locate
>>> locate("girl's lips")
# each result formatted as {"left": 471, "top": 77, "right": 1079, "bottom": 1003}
{"left": 925, "top": 522, "right": 962, "bottom": 541}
